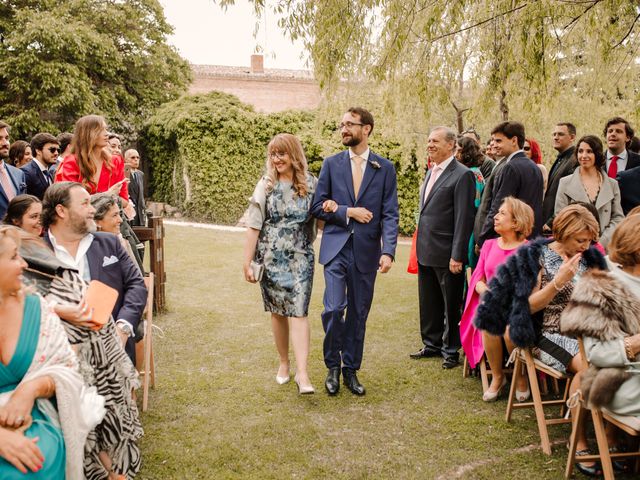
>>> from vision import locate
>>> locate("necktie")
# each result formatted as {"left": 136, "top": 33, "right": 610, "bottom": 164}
{"left": 0, "top": 163, "right": 16, "bottom": 201}
{"left": 43, "top": 168, "right": 53, "bottom": 185}
{"left": 352, "top": 156, "right": 365, "bottom": 198}
{"left": 607, "top": 155, "right": 619, "bottom": 179}
{"left": 423, "top": 166, "right": 442, "bottom": 204}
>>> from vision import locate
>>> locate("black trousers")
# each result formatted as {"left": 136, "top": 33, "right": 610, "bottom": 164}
{"left": 417, "top": 263, "right": 465, "bottom": 358}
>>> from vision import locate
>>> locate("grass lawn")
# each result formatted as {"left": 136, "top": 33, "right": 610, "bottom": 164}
{"left": 137, "top": 225, "right": 576, "bottom": 479}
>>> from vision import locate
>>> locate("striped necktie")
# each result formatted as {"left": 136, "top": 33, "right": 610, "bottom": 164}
{"left": 0, "top": 163, "right": 16, "bottom": 201}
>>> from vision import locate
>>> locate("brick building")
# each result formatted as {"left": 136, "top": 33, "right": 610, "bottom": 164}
{"left": 189, "top": 55, "right": 320, "bottom": 112}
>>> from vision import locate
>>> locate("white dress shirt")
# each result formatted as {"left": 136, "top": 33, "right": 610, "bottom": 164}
{"left": 606, "top": 150, "right": 628, "bottom": 172}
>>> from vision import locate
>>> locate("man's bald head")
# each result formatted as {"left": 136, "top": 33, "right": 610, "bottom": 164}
{"left": 124, "top": 149, "right": 140, "bottom": 169}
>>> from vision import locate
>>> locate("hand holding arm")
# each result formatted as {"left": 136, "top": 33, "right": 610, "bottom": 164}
{"left": 0, "top": 376, "right": 55, "bottom": 429}
{"left": 0, "top": 427, "right": 44, "bottom": 474}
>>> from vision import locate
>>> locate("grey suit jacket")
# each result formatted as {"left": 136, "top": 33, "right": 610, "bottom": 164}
{"left": 417, "top": 160, "right": 475, "bottom": 268}
{"left": 554, "top": 169, "right": 624, "bottom": 248}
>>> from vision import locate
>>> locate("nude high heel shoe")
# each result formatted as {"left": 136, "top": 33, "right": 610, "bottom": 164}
{"left": 482, "top": 376, "right": 507, "bottom": 402}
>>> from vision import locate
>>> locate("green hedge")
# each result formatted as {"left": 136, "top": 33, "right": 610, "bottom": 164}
{"left": 140, "top": 91, "right": 421, "bottom": 234}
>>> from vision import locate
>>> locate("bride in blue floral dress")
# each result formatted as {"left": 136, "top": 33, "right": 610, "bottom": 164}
{"left": 244, "top": 133, "right": 317, "bottom": 394}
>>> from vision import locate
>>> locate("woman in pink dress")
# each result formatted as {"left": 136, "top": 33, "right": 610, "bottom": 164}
{"left": 459, "top": 197, "right": 534, "bottom": 401}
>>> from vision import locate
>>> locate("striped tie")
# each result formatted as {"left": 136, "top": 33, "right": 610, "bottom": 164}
{"left": 0, "top": 163, "right": 16, "bottom": 201}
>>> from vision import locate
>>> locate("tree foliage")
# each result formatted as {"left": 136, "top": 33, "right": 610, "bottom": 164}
{"left": 0, "top": 0, "right": 192, "bottom": 139}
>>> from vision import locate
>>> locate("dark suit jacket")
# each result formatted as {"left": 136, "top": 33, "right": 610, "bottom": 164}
{"left": 417, "top": 160, "right": 475, "bottom": 268}
{"left": 478, "top": 152, "right": 544, "bottom": 245}
{"left": 0, "top": 162, "right": 26, "bottom": 219}
{"left": 542, "top": 146, "right": 577, "bottom": 227}
{"left": 21, "top": 159, "right": 51, "bottom": 200}
{"left": 614, "top": 150, "right": 640, "bottom": 172}
{"left": 617, "top": 165, "right": 640, "bottom": 215}
{"left": 311, "top": 150, "right": 399, "bottom": 273}
{"left": 127, "top": 170, "right": 147, "bottom": 226}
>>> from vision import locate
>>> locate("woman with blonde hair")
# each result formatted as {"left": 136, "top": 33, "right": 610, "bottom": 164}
{"left": 243, "top": 133, "right": 318, "bottom": 394}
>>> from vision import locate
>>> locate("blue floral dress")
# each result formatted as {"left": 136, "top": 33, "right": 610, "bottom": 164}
{"left": 247, "top": 174, "right": 317, "bottom": 317}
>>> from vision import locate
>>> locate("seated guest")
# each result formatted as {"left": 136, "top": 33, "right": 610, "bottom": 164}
{"left": 475, "top": 204, "right": 606, "bottom": 475}
{"left": 555, "top": 135, "right": 624, "bottom": 248}
{"left": 3, "top": 195, "right": 42, "bottom": 236}
{"left": 41, "top": 182, "right": 146, "bottom": 365}
{"left": 8, "top": 140, "right": 32, "bottom": 168}
{"left": 0, "top": 226, "right": 100, "bottom": 479}
{"left": 459, "top": 197, "right": 533, "bottom": 401}
{"left": 524, "top": 138, "right": 548, "bottom": 193}
{"left": 19, "top": 230, "right": 143, "bottom": 480}
{"left": 21, "top": 133, "right": 58, "bottom": 200}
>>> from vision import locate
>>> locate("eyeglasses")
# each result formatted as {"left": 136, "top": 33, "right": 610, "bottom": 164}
{"left": 338, "top": 122, "right": 364, "bottom": 130}
{"left": 268, "top": 151, "right": 287, "bottom": 160}
{"left": 48, "top": 147, "right": 60, "bottom": 154}
{"left": 523, "top": 146, "right": 531, "bottom": 151}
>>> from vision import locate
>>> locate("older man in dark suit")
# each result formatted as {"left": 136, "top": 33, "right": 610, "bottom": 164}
{"left": 410, "top": 126, "right": 475, "bottom": 369}
{"left": 0, "top": 121, "right": 27, "bottom": 218}
{"left": 42, "top": 181, "right": 147, "bottom": 362}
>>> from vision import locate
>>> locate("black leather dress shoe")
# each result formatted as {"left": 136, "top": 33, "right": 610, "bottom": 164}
{"left": 325, "top": 368, "right": 340, "bottom": 395}
{"left": 409, "top": 347, "right": 441, "bottom": 359}
{"left": 343, "top": 372, "right": 366, "bottom": 396}
{"left": 442, "top": 357, "right": 460, "bottom": 369}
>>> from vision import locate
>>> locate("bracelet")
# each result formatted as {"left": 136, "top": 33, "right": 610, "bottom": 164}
{"left": 624, "top": 337, "right": 635, "bottom": 361}
{"left": 552, "top": 277, "right": 565, "bottom": 292}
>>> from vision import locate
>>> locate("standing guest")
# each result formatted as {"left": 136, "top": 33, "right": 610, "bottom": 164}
{"left": 461, "top": 129, "right": 495, "bottom": 179}
{"left": 542, "top": 123, "right": 577, "bottom": 232}
{"left": 55, "top": 115, "right": 130, "bottom": 207}
{"left": 244, "top": 133, "right": 318, "bottom": 395}
{"left": 124, "top": 149, "right": 147, "bottom": 227}
{"left": 477, "top": 121, "right": 543, "bottom": 246}
{"left": 21, "top": 133, "right": 58, "bottom": 200}
{"left": 456, "top": 135, "right": 485, "bottom": 268}
{"left": 555, "top": 135, "right": 624, "bottom": 248}
{"left": 629, "top": 136, "right": 640, "bottom": 154}
{"left": 617, "top": 165, "right": 640, "bottom": 215}
{"left": 311, "top": 107, "right": 399, "bottom": 396}
{"left": 8, "top": 140, "right": 32, "bottom": 168}
{"left": 460, "top": 197, "right": 533, "bottom": 400}
{"left": 524, "top": 138, "right": 549, "bottom": 192}
{"left": 50, "top": 132, "right": 73, "bottom": 178}
{"left": 604, "top": 117, "right": 640, "bottom": 178}
{"left": 3, "top": 194, "right": 42, "bottom": 236}
{"left": 107, "top": 134, "right": 122, "bottom": 157}
{"left": 0, "top": 121, "right": 27, "bottom": 220}
{"left": 410, "top": 127, "right": 475, "bottom": 369}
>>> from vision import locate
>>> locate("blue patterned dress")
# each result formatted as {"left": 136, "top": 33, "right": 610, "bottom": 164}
{"left": 248, "top": 174, "right": 317, "bottom": 317}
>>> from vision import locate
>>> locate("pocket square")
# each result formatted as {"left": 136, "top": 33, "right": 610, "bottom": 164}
{"left": 102, "top": 255, "right": 119, "bottom": 267}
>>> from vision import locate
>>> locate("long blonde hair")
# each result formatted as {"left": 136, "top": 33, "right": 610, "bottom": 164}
{"left": 265, "top": 133, "right": 309, "bottom": 197}
{"left": 71, "top": 115, "right": 112, "bottom": 191}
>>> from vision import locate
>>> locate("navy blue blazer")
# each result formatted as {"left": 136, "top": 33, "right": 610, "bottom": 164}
{"left": 311, "top": 150, "right": 399, "bottom": 273}
{"left": 617, "top": 165, "right": 640, "bottom": 215}
{"left": 0, "top": 162, "right": 26, "bottom": 219}
{"left": 21, "top": 160, "right": 51, "bottom": 200}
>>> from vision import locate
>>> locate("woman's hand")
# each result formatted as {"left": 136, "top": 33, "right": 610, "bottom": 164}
{"left": 106, "top": 179, "right": 128, "bottom": 197}
{"left": 0, "top": 387, "right": 35, "bottom": 430}
{"left": 0, "top": 428, "right": 44, "bottom": 474}
{"left": 123, "top": 202, "right": 136, "bottom": 220}
{"left": 475, "top": 280, "right": 488, "bottom": 295}
{"left": 55, "top": 300, "right": 94, "bottom": 328}
{"left": 243, "top": 263, "right": 256, "bottom": 283}
{"left": 554, "top": 253, "right": 582, "bottom": 287}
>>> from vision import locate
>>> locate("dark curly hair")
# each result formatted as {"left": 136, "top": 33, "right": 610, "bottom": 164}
{"left": 456, "top": 136, "right": 484, "bottom": 168}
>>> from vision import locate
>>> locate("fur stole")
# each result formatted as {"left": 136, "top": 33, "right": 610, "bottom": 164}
{"left": 561, "top": 269, "right": 640, "bottom": 408}
{"left": 474, "top": 237, "right": 606, "bottom": 348}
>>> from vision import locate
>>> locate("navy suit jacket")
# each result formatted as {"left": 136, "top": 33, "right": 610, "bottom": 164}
{"left": 21, "top": 160, "right": 51, "bottom": 200}
{"left": 617, "top": 165, "right": 640, "bottom": 215}
{"left": 311, "top": 150, "right": 399, "bottom": 273}
{"left": 0, "top": 162, "right": 26, "bottom": 219}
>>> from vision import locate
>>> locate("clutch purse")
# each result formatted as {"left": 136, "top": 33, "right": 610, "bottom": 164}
{"left": 250, "top": 260, "right": 264, "bottom": 282}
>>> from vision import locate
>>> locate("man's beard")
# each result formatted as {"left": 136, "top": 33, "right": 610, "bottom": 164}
{"left": 70, "top": 213, "right": 96, "bottom": 236}
{"left": 0, "top": 149, "right": 8, "bottom": 160}
{"left": 342, "top": 135, "right": 360, "bottom": 147}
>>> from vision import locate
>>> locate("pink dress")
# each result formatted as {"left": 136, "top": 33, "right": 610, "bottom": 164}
{"left": 460, "top": 238, "right": 521, "bottom": 368}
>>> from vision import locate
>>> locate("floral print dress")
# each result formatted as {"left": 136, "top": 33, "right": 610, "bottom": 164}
{"left": 247, "top": 174, "right": 317, "bottom": 317}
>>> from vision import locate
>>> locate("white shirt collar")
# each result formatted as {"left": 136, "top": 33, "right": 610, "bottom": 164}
{"left": 506, "top": 149, "right": 524, "bottom": 162}
{"left": 607, "top": 150, "right": 628, "bottom": 160}
{"left": 48, "top": 229, "right": 94, "bottom": 282}
{"left": 349, "top": 148, "right": 370, "bottom": 162}
{"left": 33, "top": 158, "right": 48, "bottom": 172}
{"left": 433, "top": 156, "right": 455, "bottom": 172}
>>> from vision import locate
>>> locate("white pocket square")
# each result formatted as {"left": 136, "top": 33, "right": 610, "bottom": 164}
{"left": 102, "top": 255, "right": 119, "bottom": 267}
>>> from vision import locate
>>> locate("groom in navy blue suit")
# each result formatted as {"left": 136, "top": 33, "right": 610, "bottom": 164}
{"left": 311, "top": 107, "right": 399, "bottom": 396}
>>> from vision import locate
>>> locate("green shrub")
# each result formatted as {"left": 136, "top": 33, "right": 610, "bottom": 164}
{"left": 140, "top": 91, "right": 421, "bottom": 234}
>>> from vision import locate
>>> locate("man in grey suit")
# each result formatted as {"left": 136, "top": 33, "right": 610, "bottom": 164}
{"left": 124, "top": 149, "right": 147, "bottom": 227}
{"left": 410, "top": 127, "right": 475, "bottom": 369}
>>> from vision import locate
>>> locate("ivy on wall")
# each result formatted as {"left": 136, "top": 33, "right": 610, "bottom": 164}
{"left": 140, "top": 91, "right": 422, "bottom": 234}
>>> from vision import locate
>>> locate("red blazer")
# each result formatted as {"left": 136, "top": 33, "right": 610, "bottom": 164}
{"left": 55, "top": 153, "right": 129, "bottom": 201}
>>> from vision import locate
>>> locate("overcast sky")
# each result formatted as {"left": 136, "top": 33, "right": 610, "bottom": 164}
{"left": 159, "top": 0, "right": 308, "bottom": 70}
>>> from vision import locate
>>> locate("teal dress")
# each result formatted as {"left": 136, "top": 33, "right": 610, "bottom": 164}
{"left": 0, "top": 295, "right": 66, "bottom": 479}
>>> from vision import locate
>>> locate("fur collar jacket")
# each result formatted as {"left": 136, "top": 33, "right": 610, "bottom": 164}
{"left": 474, "top": 237, "right": 606, "bottom": 348}
{"left": 561, "top": 269, "right": 640, "bottom": 407}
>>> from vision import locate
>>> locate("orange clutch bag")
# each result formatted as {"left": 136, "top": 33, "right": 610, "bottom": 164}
{"left": 84, "top": 280, "right": 119, "bottom": 330}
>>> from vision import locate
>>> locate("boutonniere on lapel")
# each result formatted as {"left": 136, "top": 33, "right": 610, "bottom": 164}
{"left": 368, "top": 159, "right": 381, "bottom": 170}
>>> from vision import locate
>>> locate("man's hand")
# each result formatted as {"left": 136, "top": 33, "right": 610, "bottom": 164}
{"left": 449, "top": 258, "right": 463, "bottom": 274}
{"left": 378, "top": 254, "right": 393, "bottom": 273}
{"left": 322, "top": 200, "right": 338, "bottom": 213}
{"left": 347, "top": 207, "right": 373, "bottom": 223}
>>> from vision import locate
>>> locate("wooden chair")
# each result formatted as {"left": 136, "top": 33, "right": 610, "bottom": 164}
{"left": 565, "top": 338, "right": 640, "bottom": 479}
{"left": 135, "top": 272, "right": 155, "bottom": 412}
{"left": 505, "top": 347, "right": 572, "bottom": 455}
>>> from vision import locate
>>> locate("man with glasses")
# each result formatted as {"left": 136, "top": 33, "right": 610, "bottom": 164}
{"left": 312, "top": 107, "right": 399, "bottom": 396}
{"left": 542, "top": 122, "right": 576, "bottom": 232}
{"left": 22, "top": 132, "right": 59, "bottom": 200}
{"left": 0, "top": 121, "right": 26, "bottom": 218}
